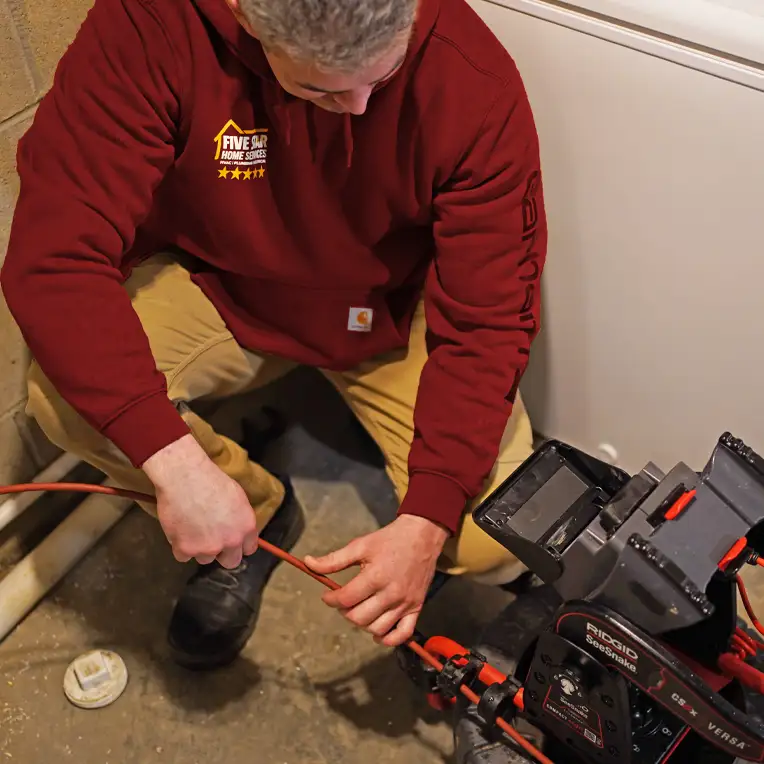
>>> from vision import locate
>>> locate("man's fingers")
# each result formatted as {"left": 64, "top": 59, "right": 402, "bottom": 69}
{"left": 365, "top": 608, "right": 406, "bottom": 638}
{"left": 322, "top": 568, "right": 378, "bottom": 610}
{"left": 173, "top": 548, "right": 192, "bottom": 563}
{"left": 379, "top": 612, "right": 419, "bottom": 648}
{"left": 194, "top": 554, "right": 216, "bottom": 565}
{"left": 217, "top": 546, "right": 243, "bottom": 569}
{"left": 242, "top": 530, "right": 259, "bottom": 557}
{"left": 343, "top": 594, "right": 401, "bottom": 629}
{"left": 305, "top": 541, "right": 364, "bottom": 575}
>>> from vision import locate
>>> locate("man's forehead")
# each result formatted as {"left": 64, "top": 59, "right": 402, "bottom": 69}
{"left": 296, "top": 53, "right": 406, "bottom": 94}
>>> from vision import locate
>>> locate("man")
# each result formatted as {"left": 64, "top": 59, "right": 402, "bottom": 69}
{"left": 1, "top": 0, "right": 547, "bottom": 669}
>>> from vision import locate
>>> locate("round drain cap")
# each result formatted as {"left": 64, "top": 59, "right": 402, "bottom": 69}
{"left": 63, "top": 649, "right": 128, "bottom": 709}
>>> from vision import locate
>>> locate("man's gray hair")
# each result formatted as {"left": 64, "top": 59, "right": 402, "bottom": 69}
{"left": 241, "top": 0, "right": 418, "bottom": 71}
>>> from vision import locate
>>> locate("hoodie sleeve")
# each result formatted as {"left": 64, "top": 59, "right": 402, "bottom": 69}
{"left": 399, "top": 72, "right": 547, "bottom": 534}
{"left": 1, "top": 0, "right": 191, "bottom": 466}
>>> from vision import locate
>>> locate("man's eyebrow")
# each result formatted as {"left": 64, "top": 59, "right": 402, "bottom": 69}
{"left": 296, "top": 55, "right": 406, "bottom": 94}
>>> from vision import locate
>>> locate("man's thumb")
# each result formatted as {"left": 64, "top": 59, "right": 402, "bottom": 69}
{"left": 305, "top": 542, "right": 362, "bottom": 575}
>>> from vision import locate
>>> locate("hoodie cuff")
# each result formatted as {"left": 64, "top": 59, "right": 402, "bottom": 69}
{"left": 398, "top": 472, "right": 469, "bottom": 536}
{"left": 101, "top": 391, "right": 191, "bottom": 467}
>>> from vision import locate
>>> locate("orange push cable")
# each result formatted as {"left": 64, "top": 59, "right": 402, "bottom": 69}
{"left": 0, "top": 481, "right": 552, "bottom": 764}
{"left": 737, "top": 574, "right": 764, "bottom": 641}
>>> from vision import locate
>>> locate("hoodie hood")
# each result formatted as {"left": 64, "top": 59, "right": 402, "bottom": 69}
{"left": 190, "top": 0, "right": 442, "bottom": 166}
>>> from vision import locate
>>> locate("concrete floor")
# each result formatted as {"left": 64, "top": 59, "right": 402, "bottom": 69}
{"left": 0, "top": 371, "right": 513, "bottom": 764}
{"left": 2, "top": 370, "right": 764, "bottom": 763}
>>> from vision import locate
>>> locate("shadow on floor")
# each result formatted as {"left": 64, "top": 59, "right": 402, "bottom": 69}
{"left": 313, "top": 650, "right": 452, "bottom": 763}
{"left": 225, "top": 366, "right": 398, "bottom": 527}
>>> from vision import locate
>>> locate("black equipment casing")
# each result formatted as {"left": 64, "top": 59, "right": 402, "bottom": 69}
{"left": 453, "top": 433, "right": 764, "bottom": 764}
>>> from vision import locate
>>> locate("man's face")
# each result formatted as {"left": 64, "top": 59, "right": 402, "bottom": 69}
{"left": 262, "top": 42, "right": 408, "bottom": 116}
{"left": 224, "top": 0, "right": 410, "bottom": 115}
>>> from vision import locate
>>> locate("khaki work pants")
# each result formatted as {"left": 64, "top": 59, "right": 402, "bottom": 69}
{"left": 26, "top": 255, "right": 533, "bottom": 580}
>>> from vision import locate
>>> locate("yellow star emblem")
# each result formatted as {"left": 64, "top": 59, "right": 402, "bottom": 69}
{"left": 218, "top": 167, "right": 229, "bottom": 178}
{"left": 242, "top": 169, "right": 252, "bottom": 180}
{"left": 258, "top": 167, "right": 265, "bottom": 178}
{"left": 230, "top": 167, "right": 242, "bottom": 180}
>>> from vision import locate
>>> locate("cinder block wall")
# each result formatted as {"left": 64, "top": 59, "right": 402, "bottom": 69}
{"left": 0, "top": 0, "right": 94, "bottom": 485}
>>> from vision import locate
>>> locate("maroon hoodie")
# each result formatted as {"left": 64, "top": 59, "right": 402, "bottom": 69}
{"left": 1, "top": 0, "right": 547, "bottom": 534}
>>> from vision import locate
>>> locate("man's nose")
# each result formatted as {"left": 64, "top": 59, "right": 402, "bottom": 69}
{"left": 335, "top": 86, "right": 373, "bottom": 115}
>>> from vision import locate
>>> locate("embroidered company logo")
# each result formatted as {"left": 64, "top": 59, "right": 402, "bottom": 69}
{"left": 214, "top": 119, "right": 269, "bottom": 180}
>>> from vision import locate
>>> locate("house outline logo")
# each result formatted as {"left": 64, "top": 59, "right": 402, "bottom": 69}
{"left": 214, "top": 119, "right": 268, "bottom": 160}
{"left": 214, "top": 119, "right": 269, "bottom": 179}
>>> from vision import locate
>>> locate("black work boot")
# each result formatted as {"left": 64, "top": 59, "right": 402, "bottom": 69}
{"left": 167, "top": 477, "right": 304, "bottom": 670}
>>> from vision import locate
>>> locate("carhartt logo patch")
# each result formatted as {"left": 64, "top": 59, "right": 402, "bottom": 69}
{"left": 348, "top": 307, "right": 373, "bottom": 332}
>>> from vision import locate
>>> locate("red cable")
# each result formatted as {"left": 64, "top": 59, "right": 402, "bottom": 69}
{"left": 731, "top": 634, "right": 754, "bottom": 659}
{"left": 736, "top": 627, "right": 760, "bottom": 648}
{"left": 0, "top": 481, "right": 552, "bottom": 764}
{"left": 735, "top": 627, "right": 764, "bottom": 654}
{"left": 718, "top": 576, "right": 764, "bottom": 696}
{"left": 408, "top": 641, "right": 545, "bottom": 760}
{"left": 736, "top": 574, "right": 764, "bottom": 640}
{"left": 719, "top": 652, "right": 764, "bottom": 693}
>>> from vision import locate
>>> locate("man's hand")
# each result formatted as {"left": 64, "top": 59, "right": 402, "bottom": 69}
{"left": 143, "top": 434, "right": 259, "bottom": 569}
{"left": 304, "top": 515, "right": 449, "bottom": 647}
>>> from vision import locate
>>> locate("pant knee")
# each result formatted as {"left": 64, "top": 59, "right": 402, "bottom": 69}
{"left": 441, "top": 451, "right": 534, "bottom": 579}
{"left": 26, "top": 364, "right": 92, "bottom": 455}
{"left": 441, "top": 513, "right": 519, "bottom": 576}
{"left": 27, "top": 367, "right": 63, "bottom": 445}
